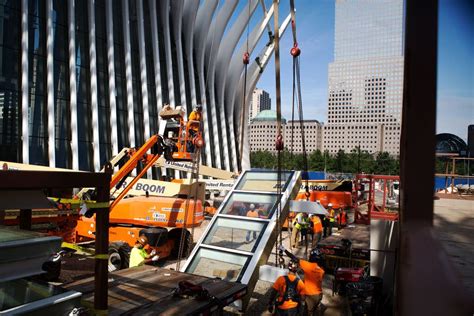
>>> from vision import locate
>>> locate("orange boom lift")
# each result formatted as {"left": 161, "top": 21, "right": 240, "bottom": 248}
{"left": 75, "top": 107, "right": 205, "bottom": 270}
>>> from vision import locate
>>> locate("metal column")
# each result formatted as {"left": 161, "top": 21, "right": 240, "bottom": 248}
{"left": 46, "top": 0, "right": 55, "bottom": 167}
{"left": 21, "top": 0, "right": 29, "bottom": 164}
{"left": 122, "top": 0, "right": 136, "bottom": 148}
{"left": 106, "top": 0, "right": 118, "bottom": 157}
{"left": 88, "top": 0, "right": 101, "bottom": 171}
{"left": 68, "top": 0, "right": 79, "bottom": 170}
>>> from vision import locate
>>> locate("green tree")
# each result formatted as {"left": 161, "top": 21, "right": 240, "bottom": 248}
{"left": 332, "top": 149, "right": 347, "bottom": 173}
{"left": 373, "top": 151, "right": 398, "bottom": 175}
{"left": 308, "top": 149, "right": 325, "bottom": 171}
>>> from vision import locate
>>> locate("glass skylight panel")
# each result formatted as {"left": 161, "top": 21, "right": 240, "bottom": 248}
{"left": 186, "top": 247, "right": 250, "bottom": 282}
{"left": 235, "top": 171, "right": 293, "bottom": 192}
{"left": 203, "top": 217, "right": 268, "bottom": 253}
{"left": 219, "top": 192, "right": 279, "bottom": 219}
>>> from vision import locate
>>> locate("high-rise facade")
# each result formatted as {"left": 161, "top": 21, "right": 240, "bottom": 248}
{"left": 323, "top": 0, "right": 404, "bottom": 156}
{"left": 249, "top": 110, "right": 284, "bottom": 153}
{"left": 249, "top": 88, "right": 271, "bottom": 124}
{"left": 285, "top": 120, "right": 323, "bottom": 153}
{"left": 0, "top": 0, "right": 291, "bottom": 173}
{"left": 249, "top": 110, "right": 323, "bottom": 154}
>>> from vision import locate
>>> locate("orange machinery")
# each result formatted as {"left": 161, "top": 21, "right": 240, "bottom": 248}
{"left": 285, "top": 179, "right": 353, "bottom": 227}
{"left": 74, "top": 109, "right": 204, "bottom": 270}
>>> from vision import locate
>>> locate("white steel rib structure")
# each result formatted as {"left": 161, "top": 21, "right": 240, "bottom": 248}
{"left": 0, "top": 0, "right": 290, "bottom": 174}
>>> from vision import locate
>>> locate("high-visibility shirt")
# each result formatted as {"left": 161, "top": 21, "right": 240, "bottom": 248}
{"left": 246, "top": 210, "right": 259, "bottom": 218}
{"left": 187, "top": 111, "right": 202, "bottom": 131}
{"left": 300, "top": 259, "right": 325, "bottom": 295}
{"left": 337, "top": 211, "right": 347, "bottom": 225}
{"left": 311, "top": 216, "right": 323, "bottom": 234}
{"left": 272, "top": 273, "right": 305, "bottom": 310}
{"left": 293, "top": 213, "right": 310, "bottom": 230}
{"left": 129, "top": 247, "right": 148, "bottom": 268}
{"left": 328, "top": 209, "right": 335, "bottom": 222}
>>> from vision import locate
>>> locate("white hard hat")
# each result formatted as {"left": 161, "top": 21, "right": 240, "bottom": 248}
{"left": 328, "top": 203, "right": 333, "bottom": 207}
{"left": 250, "top": 204, "right": 255, "bottom": 209}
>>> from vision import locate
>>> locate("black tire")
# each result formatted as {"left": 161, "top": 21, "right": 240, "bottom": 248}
{"left": 169, "top": 228, "right": 192, "bottom": 258}
{"left": 108, "top": 242, "right": 131, "bottom": 272}
{"left": 139, "top": 227, "right": 168, "bottom": 247}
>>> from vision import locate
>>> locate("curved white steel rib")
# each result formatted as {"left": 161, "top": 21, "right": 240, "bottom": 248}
{"left": 214, "top": 0, "right": 259, "bottom": 171}
{"left": 237, "top": 13, "right": 292, "bottom": 170}
{"left": 171, "top": 0, "right": 187, "bottom": 112}
{"left": 182, "top": 0, "right": 199, "bottom": 111}
{"left": 225, "top": 5, "right": 275, "bottom": 171}
{"left": 204, "top": 0, "right": 238, "bottom": 171}
{"left": 194, "top": 0, "right": 218, "bottom": 167}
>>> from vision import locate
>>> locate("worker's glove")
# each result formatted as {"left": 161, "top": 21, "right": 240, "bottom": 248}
{"left": 150, "top": 249, "right": 156, "bottom": 256}
{"left": 151, "top": 255, "right": 159, "bottom": 262}
{"left": 268, "top": 304, "right": 274, "bottom": 314}
{"left": 278, "top": 244, "right": 286, "bottom": 252}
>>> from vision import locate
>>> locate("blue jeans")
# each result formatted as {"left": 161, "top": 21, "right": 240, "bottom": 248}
{"left": 246, "top": 230, "right": 257, "bottom": 242}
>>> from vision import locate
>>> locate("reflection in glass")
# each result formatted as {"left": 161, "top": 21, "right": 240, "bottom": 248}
{"left": 235, "top": 171, "right": 294, "bottom": 192}
{"left": 187, "top": 248, "right": 249, "bottom": 282}
{"left": 220, "top": 192, "right": 279, "bottom": 219}
{"left": 204, "top": 217, "right": 267, "bottom": 252}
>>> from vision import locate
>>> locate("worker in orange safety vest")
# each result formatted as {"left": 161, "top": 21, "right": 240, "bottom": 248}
{"left": 268, "top": 260, "right": 306, "bottom": 315}
{"left": 310, "top": 214, "right": 323, "bottom": 248}
{"left": 279, "top": 245, "right": 325, "bottom": 316}
{"left": 336, "top": 209, "right": 348, "bottom": 230}
{"left": 187, "top": 105, "right": 202, "bottom": 152}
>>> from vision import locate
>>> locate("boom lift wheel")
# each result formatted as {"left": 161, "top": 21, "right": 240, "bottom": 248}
{"left": 108, "top": 242, "right": 131, "bottom": 272}
{"left": 169, "top": 228, "right": 192, "bottom": 258}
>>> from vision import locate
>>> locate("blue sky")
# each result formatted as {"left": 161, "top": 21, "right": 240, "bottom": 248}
{"left": 236, "top": 0, "right": 473, "bottom": 141}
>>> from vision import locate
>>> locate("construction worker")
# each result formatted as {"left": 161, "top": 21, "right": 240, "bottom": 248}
{"left": 325, "top": 203, "right": 336, "bottom": 237}
{"left": 246, "top": 204, "right": 259, "bottom": 242}
{"left": 291, "top": 212, "right": 310, "bottom": 248}
{"left": 279, "top": 245, "right": 325, "bottom": 316}
{"left": 268, "top": 260, "right": 305, "bottom": 315}
{"left": 336, "top": 208, "right": 348, "bottom": 230}
{"left": 187, "top": 105, "right": 202, "bottom": 152}
{"left": 129, "top": 235, "right": 159, "bottom": 268}
{"left": 310, "top": 214, "right": 323, "bottom": 248}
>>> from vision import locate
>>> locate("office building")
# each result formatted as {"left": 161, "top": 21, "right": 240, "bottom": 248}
{"left": 249, "top": 110, "right": 285, "bottom": 153}
{"left": 323, "top": 0, "right": 404, "bottom": 156}
{"left": 249, "top": 88, "right": 271, "bottom": 124}
{"left": 285, "top": 120, "right": 323, "bottom": 153}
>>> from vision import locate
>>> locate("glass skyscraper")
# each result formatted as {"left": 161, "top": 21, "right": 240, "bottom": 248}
{"left": 323, "top": 0, "right": 404, "bottom": 155}
{"left": 0, "top": 0, "right": 289, "bottom": 173}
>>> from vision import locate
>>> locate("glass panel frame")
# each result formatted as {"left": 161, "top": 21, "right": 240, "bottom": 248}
{"left": 186, "top": 247, "right": 251, "bottom": 282}
{"left": 235, "top": 170, "right": 294, "bottom": 192}
{"left": 203, "top": 217, "right": 268, "bottom": 253}
{"left": 219, "top": 191, "right": 280, "bottom": 219}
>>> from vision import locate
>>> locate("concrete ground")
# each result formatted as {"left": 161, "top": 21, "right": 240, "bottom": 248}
{"left": 166, "top": 220, "right": 350, "bottom": 316}
{"left": 433, "top": 198, "right": 474, "bottom": 299}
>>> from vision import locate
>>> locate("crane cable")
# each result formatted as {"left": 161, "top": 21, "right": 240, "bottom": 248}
{"left": 272, "top": 0, "right": 285, "bottom": 268}
{"left": 176, "top": 132, "right": 202, "bottom": 271}
{"left": 289, "top": 0, "right": 310, "bottom": 200}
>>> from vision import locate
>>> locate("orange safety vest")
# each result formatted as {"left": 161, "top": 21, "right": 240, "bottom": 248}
{"left": 246, "top": 210, "right": 259, "bottom": 218}
{"left": 311, "top": 216, "right": 323, "bottom": 234}
{"left": 187, "top": 111, "right": 201, "bottom": 131}
{"left": 337, "top": 211, "right": 347, "bottom": 226}
{"left": 272, "top": 273, "right": 305, "bottom": 310}
{"left": 300, "top": 259, "right": 325, "bottom": 295}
